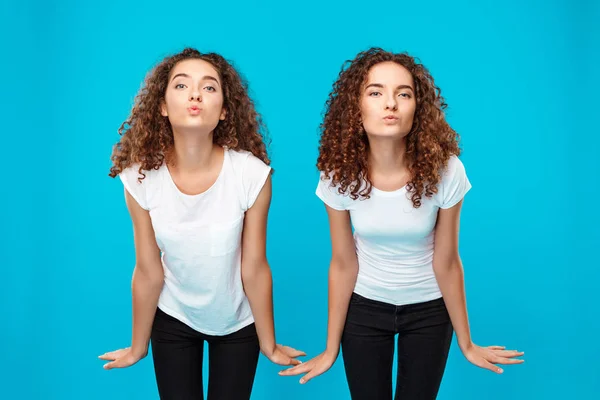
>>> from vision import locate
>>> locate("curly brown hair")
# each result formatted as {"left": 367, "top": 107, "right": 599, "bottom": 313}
{"left": 317, "top": 47, "right": 461, "bottom": 208}
{"left": 109, "top": 48, "right": 270, "bottom": 179}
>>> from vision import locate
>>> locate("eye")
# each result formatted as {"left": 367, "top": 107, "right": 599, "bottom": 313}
{"left": 399, "top": 92, "right": 411, "bottom": 98}
{"left": 369, "top": 91, "right": 381, "bottom": 97}
{"left": 204, "top": 86, "right": 216, "bottom": 92}
{"left": 175, "top": 83, "right": 186, "bottom": 89}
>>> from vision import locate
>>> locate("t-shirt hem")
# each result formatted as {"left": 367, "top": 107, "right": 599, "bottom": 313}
{"left": 246, "top": 165, "right": 272, "bottom": 211}
{"left": 157, "top": 304, "right": 255, "bottom": 336}
{"left": 440, "top": 182, "right": 472, "bottom": 209}
{"left": 315, "top": 187, "right": 347, "bottom": 211}
{"left": 353, "top": 287, "right": 443, "bottom": 306}
{"left": 119, "top": 173, "right": 149, "bottom": 210}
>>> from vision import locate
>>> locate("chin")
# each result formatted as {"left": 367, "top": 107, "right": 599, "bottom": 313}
{"left": 175, "top": 120, "right": 218, "bottom": 132}
{"left": 367, "top": 129, "right": 409, "bottom": 139}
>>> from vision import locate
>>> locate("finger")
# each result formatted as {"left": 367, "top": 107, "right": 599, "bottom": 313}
{"left": 103, "top": 360, "right": 119, "bottom": 370}
{"left": 104, "top": 356, "right": 133, "bottom": 370}
{"left": 487, "top": 346, "right": 506, "bottom": 350}
{"left": 493, "top": 350, "right": 524, "bottom": 358}
{"left": 495, "top": 357, "right": 525, "bottom": 365}
{"left": 285, "top": 348, "right": 307, "bottom": 358}
{"left": 279, "top": 364, "right": 305, "bottom": 375}
{"left": 99, "top": 350, "right": 124, "bottom": 360}
{"left": 279, "top": 362, "right": 311, "bottom": 375}
{"left": 300, "top": 369, "right": 322, "bottom": 384}
{"left": 481, "top": 359, "right": 503, "bottom": 374}
{"left": 99, "top": 349, "right": 124, "bottom": 359}
{"left": 278, "top": 345, "right": 307, "bottom": 357}
{"left": 272, "top": 354, "right": 301, "bottom": 367}
{"left": 288, "top": 358, "right": 302, "bottom": 366}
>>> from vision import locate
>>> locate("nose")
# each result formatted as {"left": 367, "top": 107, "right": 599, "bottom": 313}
{"left": 189, "top": 89, "right": 202, "bottom": 102}
{"left": 385, "top": 93, "right": 397, "bottom": 111}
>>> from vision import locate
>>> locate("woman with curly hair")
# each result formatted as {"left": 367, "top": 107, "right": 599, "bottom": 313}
{"left": 98, "top": 48, "right": 304, "bottom": 399}
{"left": 280, "top": 48, "right": 523, "bottom": 398}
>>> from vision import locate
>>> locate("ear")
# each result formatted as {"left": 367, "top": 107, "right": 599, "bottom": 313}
{"left": 219, "top": 108, "right": 226, "bottom": 121}
{"left": 160, "top": 100, "right": 168, "bottom": 117}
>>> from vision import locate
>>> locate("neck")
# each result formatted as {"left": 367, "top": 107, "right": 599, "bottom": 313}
{"left": 168, "top": 128, "right": 218, "bottom": 171}
{"left": 367, "top": 135, "right": 408, "bottom": 174}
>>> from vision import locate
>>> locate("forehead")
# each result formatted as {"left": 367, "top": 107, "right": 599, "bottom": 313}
{"left": 366, "top": 61, "right": 413, "bottom": 85}
{"left": 170, "top": 59, "right": 220, "bottom": 81}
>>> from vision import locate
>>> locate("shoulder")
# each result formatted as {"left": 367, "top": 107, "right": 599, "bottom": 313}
{"left": 315, "top": 170, "right": 355, "bottom": 211}
{"left": 118, "top": 163, "right": 164, "bottom": 211}
{"left": 436, "top": 155, "right": 472, "bottom": 209}
{"left": 120, "top": 163, "right": 162, "bottom": 184}
{"left": 227, "top": 148, "right": 252, "bottom": 164}
{"left": 227, "top": 148, "right": 271, "bottom": 176}
{"left": 442, "top": 155, "right": 466, "bottom": 177}
{"left": 226, "top": 148, "right": 272, "bottom": 211}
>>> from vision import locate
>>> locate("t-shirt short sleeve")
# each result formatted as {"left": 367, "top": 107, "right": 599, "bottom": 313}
{"left": 119, "top": 165, "right": 149, "bottom": 210}
{"left": 315, "top": 171, "right": 350, "bottom": 211}
{"left": 439, "top": 156, "right": 472, "bottom": 209}
{"left": 242, "top": 153, "right": 272, "bottom": 211}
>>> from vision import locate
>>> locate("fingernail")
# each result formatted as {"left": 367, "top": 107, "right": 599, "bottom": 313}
{"left": 300, "top": 379, "right": 305, "bottom": 384}
{"left": 498, "top": 368, "right": 503, "bottom": 373}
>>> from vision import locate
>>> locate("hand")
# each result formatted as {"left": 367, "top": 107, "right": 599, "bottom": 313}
{"left": 262, "top": 344, "right": 306, "bottom": 366}
{"left": 278, "top": 349, "right": 338, "bottom": 384}
{"left": 460, "top": 342, "right": 524, "bottom": 374}
{"left": 98, "top": 347, "right": 147, "bottom": 370}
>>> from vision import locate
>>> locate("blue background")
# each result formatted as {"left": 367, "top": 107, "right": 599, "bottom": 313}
{"left": 2, "top": 0, "right": 597, "bottom": 398}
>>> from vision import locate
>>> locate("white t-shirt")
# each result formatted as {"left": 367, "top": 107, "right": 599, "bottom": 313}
{"left": 119, "top": 148, "right": 271, "bottom": 335}
{"left": 316, "top": 155, "right": 471, "bottom": 306}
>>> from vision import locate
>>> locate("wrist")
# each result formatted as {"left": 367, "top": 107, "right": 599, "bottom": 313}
{"left": 260, "top": 341, "right": 277, "bottom": 356}
{"left": 324, "top": 345, "right": 340, "bottom": 359}
{"left": 131, "top": 343, "right": 149, "bottom": 358}
{"left": 458, "top": 338, "right": 473, "bottom": 352}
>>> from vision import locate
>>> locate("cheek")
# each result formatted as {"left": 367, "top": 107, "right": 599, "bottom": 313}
{"left": 165, "top": 93, "right": 184, "bottom": 112}
{"left": 401, "top": 103, "right": 416, "bottom": 125}
{"left": 205, "top": 95, "right": 224, "bottom": 113}
{"left": 360, "top": 101, "right": 376, "bottom": 124}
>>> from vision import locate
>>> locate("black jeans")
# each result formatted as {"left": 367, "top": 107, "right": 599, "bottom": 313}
{"left": 341, "top": 293, "right": 453, "bottom": 400}
{"left": 150, "top": 307, "right": 260, "bottom": 400}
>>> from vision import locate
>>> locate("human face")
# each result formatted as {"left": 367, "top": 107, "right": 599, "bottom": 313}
{"left": 360, "top": 61, "right": 416, "bottom": 139}
{"left": 161, "top": 59, "right": 226, "bottom": 133}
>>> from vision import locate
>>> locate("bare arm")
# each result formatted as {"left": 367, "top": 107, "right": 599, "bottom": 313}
{"left": 280, "top": 204, "right": 358, "bottom": 383}
{"left": 241, "top": 175, "right": 305, "bottom": 366}
{"left": 433, "top": 199, "right": 524, "bottom": 374}
{"left": 99, "top": 189, "right": 164, "bottom": 369}
{"left": 432, "top": 200, "right": 471, "bottom": 348}
{"left": 323, "top": 205, "right": 360, "bottom": 355}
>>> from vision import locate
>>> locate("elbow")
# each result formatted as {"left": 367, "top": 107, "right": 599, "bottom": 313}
{"left": 432, "top": 254, "right": 462, "bottom": 276}
{"left": 330, "top": 254, "right": 359, "bottom": 275}
{"left": 133, "top": 263, "right": 164, "bottom": 288}
{"left": 241, "top": 258, "right": 271, "bottom": 285}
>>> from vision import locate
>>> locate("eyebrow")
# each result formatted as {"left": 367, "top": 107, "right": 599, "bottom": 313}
{"left": 170, "top": 73, "right": 220, "bottom": 85}
{"left": 365, "top": 83, "right": 414, "bottom": 92}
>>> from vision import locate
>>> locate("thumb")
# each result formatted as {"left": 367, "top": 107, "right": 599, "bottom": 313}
{"left": 272, "top": 350, "right": 301, "bottom": 366}
{"left": 104, "top": 358, "right": 125, "bottom": 370}
{"left": 481, "top": 359, "right": 503, "bottom": 374}
{"left": 103, "top": 360, "right": 117, "bottom": 370}
{"left": 276, "top": 355, "right": 300, "bottom": 366}
{"left": 300, "top": 369, "right": 320, "bottom": 384}
{"left": 288, "top": 357, "right": 302, "bottom": 366}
